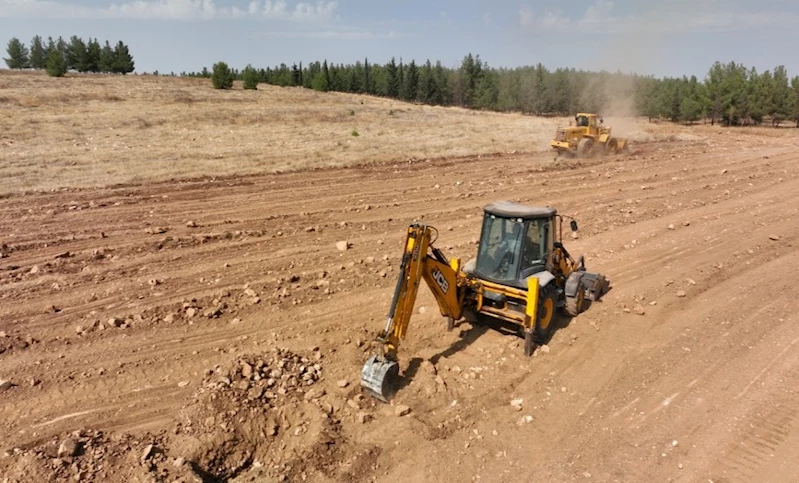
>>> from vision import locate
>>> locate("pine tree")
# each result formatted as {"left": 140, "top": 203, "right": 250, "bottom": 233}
{"left": 99, "top": 41, "right": 114, "bottom": 72}
{"left": 4, "top": 37, "right": 29, "bottom": 69}
{"left": 86, "top": 38, "right": 101, "bottom": 72}
{"left": 771, "top": 65, "right": 791, "bottom": 126}
{"left": 792, "top": 76, "right": 799, "bottom": 128}
{"left": 211, "top": 61, "right": 234, "bottom": 89}
{"left": 112, "top": 41, "right": 134, "bottom": 74}
{"left": 400, "top": 60, "right": 418, "bottom": 101}
{"left": 417, "top": 60, "right": 435, "bottom": 104}
{"left": 291, "top": 63, "right": 302, "bottom": 86}
{"left": 29, "top": 36, "right": 46, "bottom": 69}
{"left": 242, "top": 64, "right": 258, "bottom": 90}
{"left": 45, "top": 47, "right": 67, "bottom": 77}
{"left": 363, "top": 58, "right": 371, "bottom": 94}
{"left": 386, "top": 57, "right": 400, "bottom": 98}
{"left": 67, "top": 36, "right": 88, "bottom": 72}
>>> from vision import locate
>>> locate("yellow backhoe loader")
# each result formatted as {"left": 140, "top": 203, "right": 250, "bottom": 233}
{"left": 550, "top": 113, "right": 629, "bottom": 157}
{"left": 360, "top": 201, "right": 610, "bottom": 401}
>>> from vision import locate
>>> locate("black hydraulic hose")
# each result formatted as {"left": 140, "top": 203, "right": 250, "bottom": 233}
{"left": 386, "top": 246, "right": 412, "bottom": 321}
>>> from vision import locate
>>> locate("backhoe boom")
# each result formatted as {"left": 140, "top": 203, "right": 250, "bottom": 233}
{"left": 361, "top": 223, "right": 465, "bottom": 401}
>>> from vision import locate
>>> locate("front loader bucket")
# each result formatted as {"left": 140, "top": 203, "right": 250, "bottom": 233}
{"left": 360, "top": 355, "right": 400, "bottom": 402}
{"left": 580, "top": 272, "right": 610, "bottom": 301}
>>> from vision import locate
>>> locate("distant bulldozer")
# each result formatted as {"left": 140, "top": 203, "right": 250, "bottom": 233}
{"left": 550, "top": 113, "right": 629, "bottom": 157}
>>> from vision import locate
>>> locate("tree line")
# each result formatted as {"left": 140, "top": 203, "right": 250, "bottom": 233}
{"left": 186, "top": 54, "right": 799, "bottom": 127}
{"left": 4, "top": 36, "right": 134, "bottom": 77}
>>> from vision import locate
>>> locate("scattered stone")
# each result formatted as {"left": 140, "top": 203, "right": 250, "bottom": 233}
{"left": 335, "top": 241, "right": 350, "bottom": 251}
{"left": 58, "top": 438, "right": 79, "bottom": 458}
{"left": 721, "top": 169, "right": 728, "bottom": 174}
{"left": 0, "top": 331, "right": 6, "bottom": 338}
{"left": 148, "top": 278, "right": 161, "bottom": 287}
{"left": 106, "top": 317, "right": 123, "bottom": 328}
{"left": 357, "top": 412, "right": 371, "bottom": 424}
{"left": 676, "top": 290, "right": 687, "bottom": 298}
{"left": 539, "top": 344, "right": 550, "bottom": 354}
{"left": 649, "top": 301, "right": 657, "bottom": 306}
{"left": 633, "top": 305, "right": 646, "bottom": 316}
{"left": 510, "top": 398, "right": 523, "bottom": 411}
{"left": 241, "top": 362, "right": 253, "bottom": 379}
{"left": 186, "top": 220, "right": 198, "bottom": 228}
{"left": 164, "top": 314, "right": 175, "bottom": 323}
{"left": 337, "top": 379, "right": 349, "bottom": 388}
{"left": 571, "top": 231, "right": 579, "bottom": 239}
{"left": 203, "top": 306, "right": 223, "bottom": 318}
{"left": 517, "top": 415, "right": 534, "bottom": 425}
{"left": 29, "top": 265, "right": 40, "bottom": 275}
{"left": 671, "top": 440, "right": 679, "bottom": 447}
{"left": 668, "top": 224, "right": 675, "bottom": 230}
{"left": 178, "top": 381, "right": 190, "bottom": 388}
{"left": 244, "top": 288, "right": 257, "bottom": 298}
{"left": 678, "top": 463, "right": 684, "bottom": 470}
{"left": 682, "top": 221, "right": 690, "bottom": 227}
{"left": 395, "top": 404, "right": 411, "bottom": 417}
{"left": 0, "top": 380, "right": 14, "bottom": 392}
{"left": 147, "top": 227, "right": 167, "bottom": 234}
{"left": 769, "top": 235, "right": 780, "bottom": 241}
{"left": 186, "top": 308, "right": 197, "bottom": 318}
{"left": 304, "top": 387, "right": 326, "bottom": 401}
{"left": 55, "top": 251, "right": 72, "bottom": 259}
{"left": 173, "top": 457, "right": 185, "bottom": 468}
{"left": 141, "top": 444, "right": 154, "bottom": 463}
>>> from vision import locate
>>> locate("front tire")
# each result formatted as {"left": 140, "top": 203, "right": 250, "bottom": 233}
{"left": 577, "top": 138, "right": 594, "bottom": 157}
{"left": 563, "top": 280, "right": 585, "bottom": 317}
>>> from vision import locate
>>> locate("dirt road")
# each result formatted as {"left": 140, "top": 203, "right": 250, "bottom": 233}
{"left": 1, "top": 128, "right": 798, "bottom": 482}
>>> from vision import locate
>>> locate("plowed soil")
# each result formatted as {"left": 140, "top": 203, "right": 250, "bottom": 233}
{"left": 2, "top": 78, "right": 799, "bottom": 482}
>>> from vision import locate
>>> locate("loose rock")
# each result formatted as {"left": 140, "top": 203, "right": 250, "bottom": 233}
{"left": 633, "top": 305, "right": 646, "bottom": 316}
{"left": 336, "top": 241, "right": 350, "bottom": 251}
{"left": 395, "top": 404, "right": 411, "bottom": 417}
{"left": 336, "top": 379, "right": 349, "bottom": 388}
{"left": 676, "top": 290, "right": 687, "bottom": 298}
{"left": 57, "top": 438, "right": 79, "bottom": 458}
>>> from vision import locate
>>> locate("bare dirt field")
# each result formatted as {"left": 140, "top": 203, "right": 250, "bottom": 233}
{"left": 1, "top": 71, "right": 799, "bottom": 483}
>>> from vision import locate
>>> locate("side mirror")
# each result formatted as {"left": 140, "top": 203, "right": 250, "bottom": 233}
{"left": 570, "top": 220, "right": 578, "bottom": 232}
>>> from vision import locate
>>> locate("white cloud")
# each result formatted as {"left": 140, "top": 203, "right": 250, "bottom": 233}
{"left": 518, "top": 4, "right": 533, "bottom": 27}
{"left": 0, "top": 0, "right": 338, "bottom": 20}
{"left": 262, "top": 29, "right": 396, "bottom": 40}
{"left": 517, "top": 0, "right": 797, "bottom": 34}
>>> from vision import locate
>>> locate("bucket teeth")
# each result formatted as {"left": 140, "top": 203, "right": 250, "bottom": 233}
{"left": 360, "top": 355, "right": 400, "bottom": 402}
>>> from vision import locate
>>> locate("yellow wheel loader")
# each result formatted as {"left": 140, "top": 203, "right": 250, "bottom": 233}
{"left": 550, "top": 113, "right": 629, "bottom": 157}
{"left": 360, "top": 201, "right": 610, "bottom": 401}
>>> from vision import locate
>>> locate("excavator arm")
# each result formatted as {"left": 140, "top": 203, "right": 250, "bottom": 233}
{"left": 361, "top": 223, "right": 466, "bottom": 401}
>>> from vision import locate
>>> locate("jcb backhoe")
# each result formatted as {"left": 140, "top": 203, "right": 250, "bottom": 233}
{"left": 360, "top": 201, "right": 610, "bottom": 401}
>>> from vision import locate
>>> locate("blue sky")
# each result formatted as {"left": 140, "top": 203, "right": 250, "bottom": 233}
{"left": 1, "top": 0, "right": 797, "bottom": 78}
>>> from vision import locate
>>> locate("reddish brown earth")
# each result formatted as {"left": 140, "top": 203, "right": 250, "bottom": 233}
{"left": 1, "top": 128, "right": 798, "bottom": 482}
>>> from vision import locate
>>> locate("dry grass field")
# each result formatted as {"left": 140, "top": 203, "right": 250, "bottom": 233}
{"left": 1, "top": 70, "right": 691, "bottom": 195}
{"left": 1, "top": 70, "right": 799, "bottom": 483}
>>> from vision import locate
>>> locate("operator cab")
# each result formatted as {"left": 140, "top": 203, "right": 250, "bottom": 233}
{"left": 474, "top": 201, "right": 555, "bottom": 289}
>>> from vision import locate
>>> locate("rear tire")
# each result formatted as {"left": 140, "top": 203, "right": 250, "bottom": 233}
{"left": 563, "top": 281, "right": 585, "bottom": 317}
{"left": 533, "top": 288, "right": 557, "bottom": 342}
{"left": 606, "top": 138, "right": 618, "bottom": 154}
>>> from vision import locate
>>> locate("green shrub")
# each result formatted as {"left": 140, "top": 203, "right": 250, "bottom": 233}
{"left": 211, "top": 61, "right": 234, "bottom": 89}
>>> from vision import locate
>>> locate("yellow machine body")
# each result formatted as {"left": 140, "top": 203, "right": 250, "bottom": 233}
{"left": 550, "top": 113, "right": 629, "bottom": 157}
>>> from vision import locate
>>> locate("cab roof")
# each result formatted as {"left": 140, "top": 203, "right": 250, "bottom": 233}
{"left": 483, "top": 201, "right": 557, "bottom": 219}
